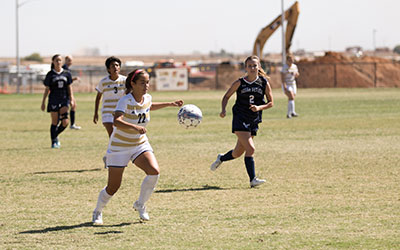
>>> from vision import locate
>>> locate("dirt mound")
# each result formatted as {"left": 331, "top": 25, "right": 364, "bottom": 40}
{"left": 315, "top": 51, "right": 353, "bottom": 64}
{"left": 297, "top": 52, "right": 400, "bottom": 88}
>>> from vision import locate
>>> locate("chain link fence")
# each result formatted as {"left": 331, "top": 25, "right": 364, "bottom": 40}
{"left": 214, "top": 61, "right": 400, "bottom": 89}
{"left": 1, "top": 61, "right": 399, "bottom": 94}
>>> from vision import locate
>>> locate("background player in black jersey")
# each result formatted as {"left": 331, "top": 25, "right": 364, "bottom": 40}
{"left": 62, "top": 55, "right": 81, "bottom": 129}
{"left": 210, "top": 55, "right": 274, "bottom": 188}
{"left": 41, "top": 54, "right": 74, "bottom": 148}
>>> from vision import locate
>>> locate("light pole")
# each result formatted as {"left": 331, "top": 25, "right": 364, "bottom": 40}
{"left": 281, "top": 0, "right": 286, "bottom": 66}
{"left": 373, "top": 29, "right": 377, "bottom": 53}
{"left": 16, "top": 0, "right": 20, "bottom": 93}
{"left": 15, "top": 0, "right": 35, "bottom": 93}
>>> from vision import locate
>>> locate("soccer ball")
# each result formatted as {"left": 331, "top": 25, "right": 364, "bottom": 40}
{"left": 177, "top": 104, "right": 202, "bottom": 128}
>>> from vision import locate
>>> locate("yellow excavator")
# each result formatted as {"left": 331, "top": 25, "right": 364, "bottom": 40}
{"left": 253, "top": 1, "right": 299, "bottom": 58}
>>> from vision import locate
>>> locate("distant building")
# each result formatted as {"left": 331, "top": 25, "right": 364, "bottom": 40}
{"left": 375, "top": 47, "right": 390, "bottom": 53}
{"left": 346, "top": 46, "right": 363, "bottom": 57}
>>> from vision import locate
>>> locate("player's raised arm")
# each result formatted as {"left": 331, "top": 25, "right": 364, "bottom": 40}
{"left": 151, "top": 100, "right": 183, "bottom": 110}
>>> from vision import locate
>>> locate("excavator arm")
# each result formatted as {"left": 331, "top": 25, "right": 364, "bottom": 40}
{"left": 253, "top": 1, "right": 299, "bottom": 57}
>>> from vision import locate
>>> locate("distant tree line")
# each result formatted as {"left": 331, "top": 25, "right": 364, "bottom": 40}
{"left": 394, "top": 45, "right": 400, "bottom": 55}
{"left": 24, "top": 53, "right": 43, "bottom": 62}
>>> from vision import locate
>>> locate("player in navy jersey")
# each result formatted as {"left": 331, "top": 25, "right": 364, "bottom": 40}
{"left": 41, "top": 54, "right": 74, "bottom": 148}
{"left": 210, "top": 55, "right": 274, "bottom": 188}
{"left": 62, "top": 55, "right": 81, "bottom": 129}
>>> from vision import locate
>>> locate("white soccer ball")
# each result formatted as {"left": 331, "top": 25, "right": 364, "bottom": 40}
{"left": 177, "top": 104, "right": 202, "bottom": 128}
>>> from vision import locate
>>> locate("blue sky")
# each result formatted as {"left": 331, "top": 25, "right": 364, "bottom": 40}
{"left": 1, "top": 0, "right": 399, "bottom": 57}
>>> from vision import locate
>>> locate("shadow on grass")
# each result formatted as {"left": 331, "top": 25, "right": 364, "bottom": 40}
{"left": 19, "top": 222, "right": 135, "bottom": 234}
{"left": 33, "top": 168, "right": 102, "bottom": 175}
{"left": 94, "top": 231, "right": 124, "bottom": 235}
{"left": 155, "top": 185, "right": 225, "bottom": 193}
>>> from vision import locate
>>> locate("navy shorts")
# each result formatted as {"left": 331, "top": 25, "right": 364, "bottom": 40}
{"left": 232, "top": 115, "right": 259, "bottom": 136}
{"left": 47, "top": 101, "right": 69, "bottom": 113}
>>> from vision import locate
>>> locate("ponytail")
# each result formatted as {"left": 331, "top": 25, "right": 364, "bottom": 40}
{"left": 258, "top": 68, "right": 268, "bottom": 78}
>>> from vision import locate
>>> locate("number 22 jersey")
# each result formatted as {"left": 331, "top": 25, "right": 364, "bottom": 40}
{"left": 108, "top": 93, "right": 152, "bottom": 152}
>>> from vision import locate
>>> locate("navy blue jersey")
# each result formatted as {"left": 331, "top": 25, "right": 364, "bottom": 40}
{"left": 43, "top": 69, "right": 72, "bottom": 104}
{"left": 62, "top": 64, "right": 70, "bottom": 71}
{"left": 232, "top": 76, "right": 268, "bottom": 124}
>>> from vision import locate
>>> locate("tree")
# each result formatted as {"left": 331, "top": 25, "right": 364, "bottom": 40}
{"left": 393, "top": 45, "right": 400, "bottom": 54}
{"left": 24, "top": 53, "right": 43, "bottom": 62}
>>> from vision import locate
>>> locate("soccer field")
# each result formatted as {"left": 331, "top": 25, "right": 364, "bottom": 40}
{"left": 0, "top": 88, "right": 399, "bottom": 249}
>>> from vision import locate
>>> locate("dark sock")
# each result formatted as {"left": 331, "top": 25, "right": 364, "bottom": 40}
{"left": 220, "top": 150, "right": 234, "bottom": 162}
{"left": 245, "top": 156, "right": 256, "bottom": 182}
{"left": 50, "top": 125, "right": 58, "bottom": 143}
{"left": 56, "top": 125, "right": 67, "bottom": 136}
{"left": 70, "top": 110, "right": 75, "bottom": 126}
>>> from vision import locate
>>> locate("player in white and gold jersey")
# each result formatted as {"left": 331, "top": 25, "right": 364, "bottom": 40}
{"left": 92, "top": 69, "right": 183, "bottom": 223}
{"left": 281, "top": 54, "right": 300, "bottom": 118}
{"left": 93, "top": 56, "right": 127, "bottom": 137}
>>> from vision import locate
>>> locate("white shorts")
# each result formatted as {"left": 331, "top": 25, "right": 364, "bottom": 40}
{"left": 106, "top": 141, "right": 153, "bottom": 167}
{"left": 102, "top": 113, "right": 114, "bottom": 124}
{"left": 282, "top": 84, "right": 297, "bottom": 95}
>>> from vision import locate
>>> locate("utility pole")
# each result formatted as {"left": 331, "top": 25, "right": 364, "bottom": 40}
{"left": 16, "top": 0, "right": 35, "bottom": 93}
{"left": 16, "top": 0, "right": 20, "bottom": 93}
{"left": 373, "top": 29, "right": 377, "bottom": 54}
{"left": 281, "top": 0, "right": 286, "bottom": 66}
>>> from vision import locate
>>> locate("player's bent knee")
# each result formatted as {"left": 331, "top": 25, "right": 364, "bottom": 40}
{"left": 146, "top": 167, "right": 160, "bottom": 175}
{"left": 106, "top": 185, "right": 120, "bottom": 195}
{"left": 246, "top": 147, "right": 255, "bottom": 156}
{"left": 60, "top": 112, "right": 69, "bottom": 120}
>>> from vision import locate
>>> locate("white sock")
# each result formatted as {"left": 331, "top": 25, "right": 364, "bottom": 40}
{"left": 137, "top": 175, "right": 159, "bottom": 206}
{"left": 289, "top": 100, "right": 296, "bottom": 114}
{"left": 287, "top": 101, "right": 293, "bottom": 115}
{"left": 94, "top": 187, "right": 112, "bottom": 212}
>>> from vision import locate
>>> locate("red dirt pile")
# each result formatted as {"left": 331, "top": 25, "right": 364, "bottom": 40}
{"left": 297, "top": 52, "right": 400, "bottom": 88}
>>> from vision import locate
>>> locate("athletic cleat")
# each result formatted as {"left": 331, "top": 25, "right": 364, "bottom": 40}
{"left": 286, "top": 114, "right": 292, "bottom": 119}
{"left": 92, "top": 211, "right": 103, "bottom": 225}
{"left": 51, "top": 138, "right": 60, "bottom": 149}
{"left": 103, "top": 155, "right": 107, "bottom": 169}
{"left": 291, "top": 113, "right": 299, "bottom": 117}
{"left": 250, "top": 177, "right": 266, "bottom": 188}
{"left": 210, "top": 154, "right": 223, "bottom": 171}
{"left": 133, "top": 201, "right": 149, "bottom": 221}
{"left": 70, "top": 124, "right": 81, "bottom": 130}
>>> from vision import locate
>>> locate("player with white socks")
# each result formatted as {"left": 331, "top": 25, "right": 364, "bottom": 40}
{"left": 92, "top": 69, "right": 183, "bottom": 224}
{"left": 281, "top": 54, "right": 300, "bottom": 118}
{"left": 93, "top": 175, "right": 159, "bottom": 223}
{"left": 93, "top": 57, "right": 127, "bottom": 169}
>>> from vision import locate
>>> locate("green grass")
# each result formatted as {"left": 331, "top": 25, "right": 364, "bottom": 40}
{"left": 0, "top": 88, "right": 399, "bottom": 249}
